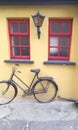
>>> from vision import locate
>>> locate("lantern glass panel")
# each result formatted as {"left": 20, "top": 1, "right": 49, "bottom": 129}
{"left": 33, "top": 16, "right": 39, "bottom": 26}
{"left": 32, "top": 13, "right": 45, "bottom": 27}
{"left": 38, "top": 17, "right": 44, "bottom": 27}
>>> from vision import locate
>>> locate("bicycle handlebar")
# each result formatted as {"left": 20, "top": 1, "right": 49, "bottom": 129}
{"left": 12, "top": 64, "right": 20, "bottom": 74}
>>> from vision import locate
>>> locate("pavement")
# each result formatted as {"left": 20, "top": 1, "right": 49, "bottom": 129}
{"left": 0, "top": 98, "right": 78, "bottom": 130}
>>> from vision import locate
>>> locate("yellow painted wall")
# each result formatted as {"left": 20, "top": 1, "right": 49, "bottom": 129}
{"left": 0, "top": 5, "right": 78, "bottom": 99}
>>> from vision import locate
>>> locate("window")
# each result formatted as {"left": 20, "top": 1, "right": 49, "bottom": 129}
{"left": 49, "top": 19, "right": 72, "bottom": 60}
{"left": 8, "top": 20, "right": 30, "bottom": 59}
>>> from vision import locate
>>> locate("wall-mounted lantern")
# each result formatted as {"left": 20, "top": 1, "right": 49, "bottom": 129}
{"left": 32, "top": 11, "right": 45, "bottom": 39}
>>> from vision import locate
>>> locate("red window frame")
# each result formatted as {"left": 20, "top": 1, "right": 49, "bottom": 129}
{"left": 8, "top": 19, "right": 30, "bottom": 59}
{"left": 48, "top": 19, "right": 72, "bottom": 60}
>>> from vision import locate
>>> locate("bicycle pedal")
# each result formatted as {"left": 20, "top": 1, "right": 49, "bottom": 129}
{"left": 22, "top": 90, "right": 33, "bottom": 97}
{"left": 22, "top": 90, "right": 27, "bottom": 97}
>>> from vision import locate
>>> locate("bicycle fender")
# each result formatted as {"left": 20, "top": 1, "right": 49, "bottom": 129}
{"left": 0, "top": 80, "right": 18, "bottom": 96}
{"left": 39, "top": 77, "right": 54, "bottom": 80}
{"left": 9, "top": 81, "right": 18, "bottom": 96}
{"left": 32, "top": 77, "right": 58, "bottom": 90}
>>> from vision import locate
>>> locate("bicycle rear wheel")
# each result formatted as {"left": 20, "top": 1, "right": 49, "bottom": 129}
{"left": 33, "top": 78, "right": 58, "bottom": 103}
{"left": 0, "top": 81, "right": 17, "bottom": 105}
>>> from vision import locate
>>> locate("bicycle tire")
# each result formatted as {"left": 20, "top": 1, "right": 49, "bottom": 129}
{"left": 0, "top": 81, "right": 17, "bottom": 105}
{"left": 33, "top": 78, "right": 58, "bottom": 103}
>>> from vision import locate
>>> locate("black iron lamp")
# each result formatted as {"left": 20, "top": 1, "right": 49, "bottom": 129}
{"left": 32, "top": 11, "right": 45, "bottom": 39}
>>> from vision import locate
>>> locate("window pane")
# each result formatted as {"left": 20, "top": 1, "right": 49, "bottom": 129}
{"left": 12, "top": 48, "right": 20, "bottom": 56}
{"left": 60, "top": 37, "right": 69, "bottom": 46}
{"left": 52, "top": 22, "right": 60, "bottom": 33}
{"left": 12, "top": 36, "right": 19, "bottom": 46}
{"left": 50, "top": 37, "right": 58, "bottom": 46}
{"left": 11, "top": 23, "right": 18, "bottom": 33}
{"left": 60, "top": 48, "right": 68, "bottom": 57}
{"left": 21, "top": 37, "right": 29, "bottom": 46}
{"left": 22, "top": 48, "right": 29, "bottom": 56}
{"left": 50, "top": 48, "right": 58, "bottom": 56}
{"left": 61, "top": 23, "right": 69, "bottom": 33}
{"left": 20, "top": 23, "right": 27, "bottom": 33}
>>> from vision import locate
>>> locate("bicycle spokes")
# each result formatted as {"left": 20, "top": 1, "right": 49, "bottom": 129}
{"left": 33, "top": 79, "right": 57, "bottom": 103}
{"left": 35, "top": 80, "right": 51, "bottom": 93}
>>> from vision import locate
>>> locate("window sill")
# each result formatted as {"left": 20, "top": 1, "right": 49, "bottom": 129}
{"left": 43, "top": 60, "right": 76, "bottom": 65}
{"left": 4, "top": 59, "right": 34, "bottom": 64}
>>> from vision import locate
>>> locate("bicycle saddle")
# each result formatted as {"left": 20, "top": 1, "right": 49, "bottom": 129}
{"left": 31, "top": 69, "right": 40, "bottom": 74}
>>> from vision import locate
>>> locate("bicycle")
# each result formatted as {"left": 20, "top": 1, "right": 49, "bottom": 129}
{"left": 0, "top": 64, "right": 58, "bottom": 105}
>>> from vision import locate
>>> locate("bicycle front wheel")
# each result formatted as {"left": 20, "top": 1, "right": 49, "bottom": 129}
{"left": 33, "top": 78, "right": 58, "bottom": 103}
{"left": 0, "top": 81, "right": 17, "bottom": 105}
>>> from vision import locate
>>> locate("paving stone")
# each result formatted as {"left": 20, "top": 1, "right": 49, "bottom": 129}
{"left": 0, "top": 106, "right": 12, "bottom": 119}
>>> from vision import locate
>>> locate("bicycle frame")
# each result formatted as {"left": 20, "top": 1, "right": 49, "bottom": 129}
{"left": 9, "top": 70, "right": 39, "bottom": 94}
{"left": 0, "top": 64, "right": 59, "bottom": 104}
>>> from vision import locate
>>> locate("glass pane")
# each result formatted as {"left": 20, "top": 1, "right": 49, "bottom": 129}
{"left": 50, "top": 48, "right": 58, "bottom": 56}
{"left": 52, "top": 22, "right": 60, "bottom": 33}
{"left": 61, "top": 23, "right": 69, "bottom": 33}
{"left": 60, "top": 48, "right": 68, "bottom": 57}
{"left": 12, "top": 36, "right": 19, "bottom": 46}
{"left": 12, "top": 48, "right": 20, "bottom": 56}
{"left": 60, "top": 37, "right": 69, "bottom": 46}
{"left": 11, "top": 23, "right": 18, "bottom": 33}
{"left": 33, "top": 16, "right": 38, "bottom": 26}
{"left": 50, "top": 37, "right": 58, "bottom": 46}
{"left": 22, "top": 48, "right": 29, "bottom": 56}
{"left": 38, "top": 17, "right": 44, "bottom": 27}
{"left": 21, "top": 37, "right": 29, "bottom": 46}
{"left": 20, "top": 23, "right": 27, "bottom": 33}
